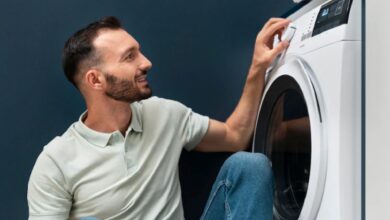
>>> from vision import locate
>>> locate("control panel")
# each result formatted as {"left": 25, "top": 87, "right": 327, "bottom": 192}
{"left": 281, "top": 0, "right": 359, "bottom": 56}
{"left": 312, "top": 0, "right": 353, "bottom": 36}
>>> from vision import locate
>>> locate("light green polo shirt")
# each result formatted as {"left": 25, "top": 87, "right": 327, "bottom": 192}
{"left": 28, "top": 97, "right": 209, "bottom": 220}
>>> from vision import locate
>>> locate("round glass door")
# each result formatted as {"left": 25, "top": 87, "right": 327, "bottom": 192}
{"left": 254, "top": 75, "right": 312, "bottom": 220}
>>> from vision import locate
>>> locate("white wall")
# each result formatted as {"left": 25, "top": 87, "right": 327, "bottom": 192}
{"left": 366, "top": 1, "right": 390, "bottom": 219}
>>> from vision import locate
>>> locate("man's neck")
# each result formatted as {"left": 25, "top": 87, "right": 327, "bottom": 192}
{"left": 84, "top": 99, "right": 132, "bottom": 136}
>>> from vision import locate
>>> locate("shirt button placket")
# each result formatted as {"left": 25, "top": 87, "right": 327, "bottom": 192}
{"left": 111, "top": 131, "right": 128, "bottom": 172}
{"left": 124, "top": 130, "right": 133, "bottom": 171}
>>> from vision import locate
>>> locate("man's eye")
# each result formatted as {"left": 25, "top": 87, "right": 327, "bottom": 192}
{"left": 127, "top": 53, "right": 134, "bottom": 60}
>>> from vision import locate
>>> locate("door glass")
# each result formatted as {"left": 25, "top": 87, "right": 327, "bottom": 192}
{"left": 267, "top": 89, "right": 311, "bottom": 220}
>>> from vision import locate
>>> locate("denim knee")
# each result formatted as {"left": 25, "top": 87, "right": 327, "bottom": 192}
{"left": 203, "top": 152, "right": 274, "bottom": 220}
{"left": 223, "top": 152, "right": 273, "bottom": 184}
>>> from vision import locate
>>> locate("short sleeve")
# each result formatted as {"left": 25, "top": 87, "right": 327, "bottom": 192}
{"left": 28, "top": 150, "right": 71, "bottom": 220}
{"left": 137, "top": 96, "right": 210, "bottom": 151}
{"left": 173, "top": 103, "right": 209, "bottom": 151}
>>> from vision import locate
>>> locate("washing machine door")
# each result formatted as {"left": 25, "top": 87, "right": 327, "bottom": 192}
{"left": 252, "top": 57, "right": 327, "bottom": 220}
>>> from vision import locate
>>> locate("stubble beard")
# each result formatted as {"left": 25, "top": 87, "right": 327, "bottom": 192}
{"left": 104, "top": 73, "right": 152, "bottom": 103}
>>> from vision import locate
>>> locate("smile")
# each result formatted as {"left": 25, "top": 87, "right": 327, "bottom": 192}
{"left": 136, "top": 75, "right": 148, "bottom": 85}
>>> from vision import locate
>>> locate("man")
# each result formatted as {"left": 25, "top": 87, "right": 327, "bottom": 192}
{"left": 28, "top": 16, "right": 290, "bottom": 219}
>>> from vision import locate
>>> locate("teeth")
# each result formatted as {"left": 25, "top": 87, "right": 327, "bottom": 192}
{"left": 137, "top": 76, "right": 147, "bottom": 82}
{"left": 137, "top": 75, "right": 147, "bottom": 81}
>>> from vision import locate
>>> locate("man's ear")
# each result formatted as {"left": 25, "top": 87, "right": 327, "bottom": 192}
{"left": 85, "top": 69, "right": 105, "bottom": 90}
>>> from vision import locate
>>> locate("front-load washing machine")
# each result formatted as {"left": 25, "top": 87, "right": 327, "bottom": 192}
{"left": 252, "top": 0, "right": 362, "bottom": 219}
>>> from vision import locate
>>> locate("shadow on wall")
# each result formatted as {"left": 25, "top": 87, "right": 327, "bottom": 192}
{"left": 0, "top": 0, "right": 294, "bottom": 218}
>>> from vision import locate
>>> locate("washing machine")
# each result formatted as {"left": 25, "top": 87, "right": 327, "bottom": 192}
{"left": 252, "top": 0, "right": 362, "bottom": 219}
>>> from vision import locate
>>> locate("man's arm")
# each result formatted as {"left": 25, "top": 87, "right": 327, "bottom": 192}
{"left": 195, "top": 18, "right": 290, "bottom": 152}
{"left": 28, "top": 150, "right": 72, "bottom": 219}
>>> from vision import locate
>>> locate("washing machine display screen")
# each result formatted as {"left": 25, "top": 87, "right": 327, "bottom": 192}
{"left": 254, "top": 75, "right": 311, "bottom": 219}
{"left": 313, "top": 0, "right": 353, "bottom": 36}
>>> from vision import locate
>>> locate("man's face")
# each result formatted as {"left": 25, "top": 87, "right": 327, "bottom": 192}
{"left": 92, "top": 29, "right": 152, "bottom": 103}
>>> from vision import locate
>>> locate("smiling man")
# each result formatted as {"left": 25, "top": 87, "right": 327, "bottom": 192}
{"left": 27, "top": 16, "right": 289, "bottom": 220}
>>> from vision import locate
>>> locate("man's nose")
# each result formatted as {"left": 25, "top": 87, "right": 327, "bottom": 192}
{"left": 139, "top": 52, "right": 152, "bottom": 71}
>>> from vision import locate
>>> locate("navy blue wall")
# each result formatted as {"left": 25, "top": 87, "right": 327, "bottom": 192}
{"left": 0, "top": 0, "right": 294, "bottom": 218}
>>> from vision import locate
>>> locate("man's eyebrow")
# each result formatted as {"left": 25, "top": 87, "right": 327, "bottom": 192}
{"left": 119, "top": 46, "right": 138, "bottom": 61}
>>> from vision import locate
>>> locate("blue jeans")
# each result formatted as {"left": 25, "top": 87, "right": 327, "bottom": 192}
{"left": 200, "top": 152, "right": 274, "bottom": 220}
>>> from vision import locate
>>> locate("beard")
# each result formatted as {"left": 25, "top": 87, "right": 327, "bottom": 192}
{"left": 104, "top": 73, "right": 152, "bottom": 103}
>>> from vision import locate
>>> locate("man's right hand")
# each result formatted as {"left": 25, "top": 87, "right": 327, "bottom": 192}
{"left": 251, "top": 18, "right": 291, "bottom": 73}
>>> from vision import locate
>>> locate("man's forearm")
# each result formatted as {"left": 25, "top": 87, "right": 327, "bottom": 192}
{"left": 225, "top": 65, "right": 267, "bottom": 149}
{"left": 194, "top": 18, "right": 290, "bottom": 153}
{"left": 224, "top": 18, "right": 290, "bottom": 151}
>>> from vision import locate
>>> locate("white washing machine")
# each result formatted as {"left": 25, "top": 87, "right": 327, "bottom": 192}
{"left": 252, "top": 0, "right": 362, "bottom": 219}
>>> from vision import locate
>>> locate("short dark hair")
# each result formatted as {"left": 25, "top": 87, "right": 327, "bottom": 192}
{"left": 62, "top": 16, "right": 122, "bottom": 88}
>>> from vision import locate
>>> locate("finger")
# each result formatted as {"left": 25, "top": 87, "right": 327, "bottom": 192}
{"left": 271, "top": 40, "right": 289, "bottom": 58}
{"left": 264, "top": 20, "right": 290, "bottom": 36}
{"left": 277, "top": 30, "right": 283, "bottom": 41}
{"left": 264, "top": 17, "right": 287, "bottom": 29}
{"left": 263, "top": 18, "right": 290, "bottom": 32}
{"left": 263, "top": 20, "right": 291, "bottom": 40}
{"left": 263, "top": 27, "right": 285, "bottom": 49}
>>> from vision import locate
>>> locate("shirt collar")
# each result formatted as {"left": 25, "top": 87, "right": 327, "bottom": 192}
{"left": 73, "top": 103, "right": 143, "bottom": 148}
{"left": 129, "top": 103, "right": 143, "bottom": 133}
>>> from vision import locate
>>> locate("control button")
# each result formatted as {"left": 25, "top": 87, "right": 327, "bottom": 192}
{"left": 281, "top": 24, "right": 296, "bottom": 42}
{"left": 268, "top": 24, "right": 296, "bottom": 71}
